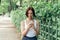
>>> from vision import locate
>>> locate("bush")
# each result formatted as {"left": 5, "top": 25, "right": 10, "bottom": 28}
{"left": 0, "top": 0, "right": 9, "bottom": 13}
{"left": 10, "top": 8, "right": 26, "bottom": 32}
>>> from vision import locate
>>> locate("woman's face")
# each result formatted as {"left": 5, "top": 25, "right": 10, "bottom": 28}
{"left": 28, "top": 10, "right": 33, "bottom": 18}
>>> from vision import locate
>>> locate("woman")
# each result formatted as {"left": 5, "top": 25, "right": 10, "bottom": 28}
{"left": 21, "top": 7, "right": 40, "bottom": 40}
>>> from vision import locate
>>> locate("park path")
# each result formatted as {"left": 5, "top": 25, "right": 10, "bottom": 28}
{"left": 0, "top": 16, "right": 20, "bottom": 40}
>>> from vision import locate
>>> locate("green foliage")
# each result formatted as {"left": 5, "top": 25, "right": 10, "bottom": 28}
{"left": 7, "top": 0, "right": 60, "bottom": 40}
{"left": 10, "top": 8, "right": 26, "bottom": 32}
{"left": 0, "top": 0, "right": 60, "bottom": 40}
{"left": 0, "top": 0, "right": 9, "bottom": 13}
{"left": 0, "top": 0, "right": 20, "bottom": 13}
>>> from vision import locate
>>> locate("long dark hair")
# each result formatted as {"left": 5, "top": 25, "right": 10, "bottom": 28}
{"left": 25, "top": 7, "right": 36, "bottom": 17}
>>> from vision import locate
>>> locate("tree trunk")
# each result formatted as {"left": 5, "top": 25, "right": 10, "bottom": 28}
{"left": 20, "top": 0, "right": 22, "bottom": 7}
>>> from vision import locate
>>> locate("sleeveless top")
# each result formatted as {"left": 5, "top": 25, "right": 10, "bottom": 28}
{"left": 24, "top": 19, "right": 37, "bottom": 37}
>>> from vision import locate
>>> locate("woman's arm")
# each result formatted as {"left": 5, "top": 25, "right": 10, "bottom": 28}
{"left": 21, "top": 21, "right": 32, "bottom": 36}
{"left": 21, "top": 21, "right": 28, "bottom": 36}
{"left": 33, "top": 20, "right": 40, "bottom": 35}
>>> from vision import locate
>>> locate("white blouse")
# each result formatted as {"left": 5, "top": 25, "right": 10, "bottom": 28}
{"left": 24, "top": 19, "right": 37, "bottom": 37}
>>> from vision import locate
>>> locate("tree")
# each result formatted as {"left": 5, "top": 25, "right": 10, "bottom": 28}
{"left": 20, "top": 0, "right": 22, "bottom": 7}
{"left": 0, "top": 0, "right": 1, "bottom": 3}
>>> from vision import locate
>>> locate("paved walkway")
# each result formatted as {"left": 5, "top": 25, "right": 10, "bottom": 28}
{"left": 0, "top": 16, "right": 20, "bottom": 40}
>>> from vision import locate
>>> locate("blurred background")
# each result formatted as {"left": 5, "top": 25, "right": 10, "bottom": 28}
{"left": 0, "top": 0, "right": 60, "bottom": 40}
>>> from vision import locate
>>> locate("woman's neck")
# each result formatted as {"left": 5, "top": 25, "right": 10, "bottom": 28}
{"left": 27, "top": 17, "right": 33, "bottom": 21}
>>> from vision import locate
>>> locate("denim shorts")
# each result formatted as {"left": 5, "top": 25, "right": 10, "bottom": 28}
{"left": 22, "top": 36, "right": 37, "bottom": 40}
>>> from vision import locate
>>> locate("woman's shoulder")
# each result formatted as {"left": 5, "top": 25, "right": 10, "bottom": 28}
{"left": 34, "top": 19, "right": 40, "bottom": 24}
{"left": 34, "top": 19, "right": 39, "bottom": 22}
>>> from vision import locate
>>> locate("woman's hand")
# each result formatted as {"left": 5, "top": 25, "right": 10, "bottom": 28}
{"left": 27, "top": 24, "right": 32, "bottom": 30}
{"left": 26, "top": 21, "right": 34, "bottom": 30}
{"left": 21, "top": 21, "right": 33, "bottom": 36}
